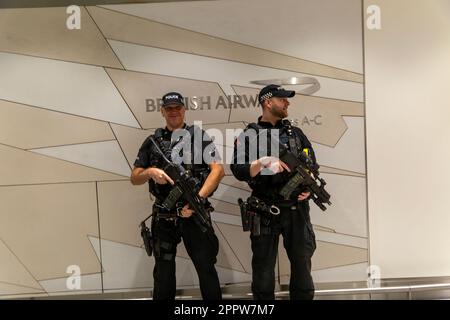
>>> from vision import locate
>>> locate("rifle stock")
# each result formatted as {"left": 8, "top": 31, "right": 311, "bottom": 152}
{"left": 149, "top": 137, "right": 213, "bottom": 233}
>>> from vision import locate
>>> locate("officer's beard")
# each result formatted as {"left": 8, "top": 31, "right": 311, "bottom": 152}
{"left": 269, "top": 106, "right": 288, "bottom": 119}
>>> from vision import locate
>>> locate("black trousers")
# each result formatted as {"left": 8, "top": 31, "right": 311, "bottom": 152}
{"left": 151, "top": 216, "right": 222, "bottom": 300}
{"left": 250, "top": 201, "right": 316, "bottom": 300}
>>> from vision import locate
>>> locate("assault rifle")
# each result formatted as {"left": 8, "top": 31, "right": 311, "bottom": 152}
{"left": 277, "top": 140, "right": 332, "bottom": 211}
{"left": 149, "top": 137, "right": 213, "bottom": 233}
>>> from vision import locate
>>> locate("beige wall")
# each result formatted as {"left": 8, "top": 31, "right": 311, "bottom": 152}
{"left": 365, "top": 0, "right": 450, "bottom": 278}
{"left": 0, "top": 1, "right": 366, "bottom": 297}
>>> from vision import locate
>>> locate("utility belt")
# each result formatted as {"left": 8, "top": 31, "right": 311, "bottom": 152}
{"left": 138, "top": 202, "right": 182, "bottom": 258}
{"left": 152, "top": 202, "right": 182, "bottom": 220}
{"left": 251, "top": 194, "right": 302, "bottom": 209}
{"left": 238, "top": 196, "right": 303, "bottom": 236}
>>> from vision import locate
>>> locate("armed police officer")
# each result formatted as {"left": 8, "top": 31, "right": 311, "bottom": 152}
{"left": 131, "top": 92, "right": 224, "bottom": 300}
{"left": 231, "top": 84, "right": 318, "bottom": 300}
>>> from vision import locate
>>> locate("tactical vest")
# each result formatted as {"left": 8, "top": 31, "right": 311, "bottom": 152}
{"left": 245, "top": 120, "right": 314, "bottom": 199}
{"left": 246, "top": 119, "right": 305, "bottom": 158}
{"left": 149, "top": 125, "right": 212, "bottom": 201}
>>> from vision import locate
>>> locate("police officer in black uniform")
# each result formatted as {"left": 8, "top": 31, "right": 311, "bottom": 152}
{"left": 131, "top": 92, "right": 224, "bottom": 300}
{"left": 231, "top": 84, "right": 317, "bottom": 300}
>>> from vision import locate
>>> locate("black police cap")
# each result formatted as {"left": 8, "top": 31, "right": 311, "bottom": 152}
{"left": 161, "top": 92, "right": 185, "bottom": 107}
{"left": 258, "top": 84, "right": 295, "bottom": 104}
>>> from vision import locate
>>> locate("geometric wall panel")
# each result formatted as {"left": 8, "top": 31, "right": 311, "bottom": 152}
{"left": 0, "top": 144, "right": 126, "bottom": 185}
{"left": 0, "top": 183, "right": 101, "bottom": 280}
{"left": 319, "top": 166, "right": 365, "bottom": 178}
{"left": 220, "top": 176, "right": 251, "bottom": 192}
{"left": 0, "top": 7, "right": 122, "bottom": 68}
{"left": 0, "top": 52, "right": 139, "bottom": 127}
{"left": 105, "top": 68, "right": 229, "bottom": 128}
{"left": 99, "top": 0, "right": 363, "bottom": 74}
{"left": 313, "top": 241, "right": 368, "bottom": 271}
{"left": 202, "top": 122, "right": 246, "bottom": 141}
{"left": 279, "top": 240, "right": 368, "bottom": 278}
{"left": 39, "top": 274, "right": 102, "bottom": 295}
{"left": 210, "top": 184, "right": 250, "bottom": 209}
{"left": 30, "top": 141, "right": 131, "bottom": 177}
{"left": 91, "top": 236, "right": 250, "bottom": 290}
{"left": 202, "top": 122, "right": 246, "bottom": 149}
{"left": 209, "top": 199, "right": 240, "bottom": 217}
{"left": 211, "top": 212, "right": 242, "bottom": 227}
{"left": 108, "top": 40, "right": 364, "bottom": 101}
{"left": 0, "top": 100, "right": 114, "bottom": 149}
{"left": 215, "top": 222, "right": 248, "bottom": 272}
{"left": 175, "top": 223, "right": 247, "bottom": 273}
{"left": 192, "top": 122, "right": 235, "bottom": 178}
{"left": 311, "top": 173, "right": 367, "bottom": 238}
{"left": 314, "top": 225, "right": 337, "bottom": 233}
{"left": 110, "top": 124, "right": 154, "bottom": 167}
{"left": 215, "top": 266, "right": 252, "bottom": 286}
{"left": 288, "top": 102, "right": 364, "bottom": 148}
{"left": 311, "top": 262, "right": 369, "bottom": 283}
{"left": 0, "top": 282, "right": 45, "bottom": 296}
{"left": 231, "top": 85, "right": 364, "bottom": 147}
{"left": 313, "top": 117, "right": 367, "bottom": 174}
{"left": 91, "top": 5, "right": 362, "bottom": 81}
{"left": 89, "top": 236, "right": 154, "bottom": 290}
{"left": 90, "top": 233, "right": 252, "bottom": 290}
{"left": 215, "top": 223, "right": 253, "bottom": 274}
{"left": 97, "top": 180, "right": 152, "bottom": 247}
{"left": 315, "top": 231, "right": 368, "bottom": 249}
{"left": 218, "top": 148, "right": 236, "bottom": 175}
{"left": 223, "top": 164, "right": 234, "bottom": 177}
{"left": 0, "top": 239, "right": 43, "bottom": 291}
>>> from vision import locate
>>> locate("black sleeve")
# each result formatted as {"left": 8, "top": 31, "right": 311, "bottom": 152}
{"left": 230, "top": 130, "right": 252, "bottom": 181}
{"left": 133, "top": 136, "right": 153, "bottom": 168}
{"left": 231, "top": 128, "right": 277, "bottom": 187}
{"left": 200, "top": 129, "right": 221, "bottom": 165}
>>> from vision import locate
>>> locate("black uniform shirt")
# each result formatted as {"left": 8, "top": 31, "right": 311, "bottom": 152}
{"left": 230, "top": 117, "right": 316, "bottom": 201}
{"left": 134, "top": 123, "right": 218, "bottom": 201}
